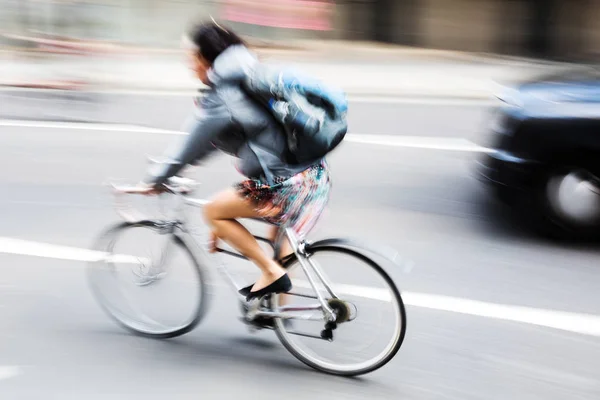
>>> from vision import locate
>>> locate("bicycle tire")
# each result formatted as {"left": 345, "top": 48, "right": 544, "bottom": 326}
{"left": 272, "top": 244, "right": 407, "bottom": 376}
{"left": 87, "top": 220, "right": 208, "bottom": 339}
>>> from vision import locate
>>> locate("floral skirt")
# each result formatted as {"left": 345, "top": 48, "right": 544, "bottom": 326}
{"left": 235, "top": 160, "right": 331, "bottom": 238}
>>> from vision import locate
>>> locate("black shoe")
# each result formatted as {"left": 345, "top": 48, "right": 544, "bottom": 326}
{"left": 238, "top": 254, "right": 295, "bottom": 297}
{"left": 279, "top": 253, "right": 296, "bottom": 266}
{"left": 238, "top": 284, "right": 254, "bottom": 297}
{"left": 251, "top": 317, "right": 294, "bottom": 330}
{"left": 246, "top": 274, "right": 292, "bottom": 301}
{"left": 241, "top": 315, "right": 294, "bottom": 331}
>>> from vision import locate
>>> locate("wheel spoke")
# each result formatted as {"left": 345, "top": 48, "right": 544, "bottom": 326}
{"left": 272, "top": 246, "right": 406, "bottom": 376}
{"left": 87, "top": 222, "right": 207, "bottom": 339}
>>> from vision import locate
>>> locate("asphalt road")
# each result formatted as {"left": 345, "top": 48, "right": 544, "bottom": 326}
{"left": 1, "top": 99, "right": 600, "bottom": 399}
{"left": 0, "top": 90, "right": 495, "bottom": 142}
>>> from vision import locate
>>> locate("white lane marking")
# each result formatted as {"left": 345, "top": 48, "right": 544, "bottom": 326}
{"left": 404, "top": 292, "right": 600, "bottom": 337}
{"left": 0, "top": 237, "right": 149, "bottom": 265}
{"left": 294, "top": 280, "right": 600, "bottom": 337}
{"left": 2, "top": 236, "right": 600, "bottom": 337}
{"left": 0, "top": 366, "right": 21, "bottom": 381}
{"left": 349, "top": 96, "right": 495, "bottom": 106}
{"left": 0, "top": 120, "right": 491, "bottom": 153}
{"left": 0, "top": 120, "right": 176, "bottom": 134}
{"left": 345, "top": 134, "right": 492, "bottom": 153}
{"left": 293, "top": 280, "right": 392, "bottom": 302}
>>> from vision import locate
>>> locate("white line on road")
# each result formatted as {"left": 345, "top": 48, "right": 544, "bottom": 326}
{"left": 293, "top": 280, "right": 393, "bottom": 302}
{"left": 2, "top": 236, "right": 600, "bottom": 338}
{"left": 346, "top": 134, "right": 492, "bottom": 153}
{"left": 0, "top": 366, "right": 21, "bottom": 381}
{"left": 404, "top": 292, "right": 600, "bottom": 337}
{"left": 0, "top": 119, "right": 176, "bottom": 134}
{"left": 294, "top": 281, "right": 600, "bottom": 337}
{"left": 348, "top": 96, "right": 495, "bottom": 106}
{"left": 0, "top": 237, "right": 149, "bottom": 265}
{"left": 0, "top": 119, "right": 492, "bottom": 153}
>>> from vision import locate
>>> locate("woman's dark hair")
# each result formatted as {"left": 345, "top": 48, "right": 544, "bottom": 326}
{"left": 188, "top": 20, "right": 246, "bottom": 64}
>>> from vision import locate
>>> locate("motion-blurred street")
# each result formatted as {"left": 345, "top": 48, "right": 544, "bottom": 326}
{"left": 2, "top": 0, "right": 600, "bottom": 398}
{"left": 1, "top": 95, "right": 600, "bottom": 399}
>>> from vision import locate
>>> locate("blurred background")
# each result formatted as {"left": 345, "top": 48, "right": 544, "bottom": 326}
{"left": 1, "top": 0, "right": 598, "bottom": 96}
{"left": 2, "top": 1, "right": 600, "bottom": 400}
{"left": 0, "top": 0, "right": 597, "bottom": 58}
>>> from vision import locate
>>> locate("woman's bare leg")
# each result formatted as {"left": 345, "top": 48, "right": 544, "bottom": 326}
{"left": 269, "top": 225, "right": 293, "bottom": 260}
{"left": 204, "top": 188, "right": 286, "bottom": 291}
{"left": 268, "top": 226, "right": 295, "bottom": 306}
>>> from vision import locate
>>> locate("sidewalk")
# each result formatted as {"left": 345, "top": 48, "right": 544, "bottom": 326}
{"left": 0, "top": 40, "right": 575, "bottom": 98}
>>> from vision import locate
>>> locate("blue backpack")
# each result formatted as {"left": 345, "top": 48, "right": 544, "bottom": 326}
{"left": 242, "top": 65, "right": 348, "bottom": 164}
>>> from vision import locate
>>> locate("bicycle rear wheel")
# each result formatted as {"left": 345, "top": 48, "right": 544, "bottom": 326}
{"left": 87, "top": 221, "right": 208, "bottom": 339}
{"left": 272, "top": 245, "right": 406, "bottom": 376}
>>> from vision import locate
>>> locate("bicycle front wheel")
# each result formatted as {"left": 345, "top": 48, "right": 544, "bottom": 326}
{"left": 87, "top": 221, "right": 208, "bottom": 339}
{"left": 272, "top": 245, "right": 406, "bottom": 376}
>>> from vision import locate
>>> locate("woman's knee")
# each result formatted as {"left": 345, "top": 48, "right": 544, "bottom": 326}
{"left": 203, "top": 200, "right": 220, "bottom": 224}
{"left": 204, "top": 188, "right": 259, "bottom": 223}
{"left": 203, "top": 188, "right": 244, "bottom": 223}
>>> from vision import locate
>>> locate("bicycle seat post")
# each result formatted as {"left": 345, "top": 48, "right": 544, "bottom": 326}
{"left": 284, "top": 227, "right": 305, "bottom": 256}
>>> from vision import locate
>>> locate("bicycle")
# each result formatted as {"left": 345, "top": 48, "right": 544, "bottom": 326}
{"left": 87, "top": 167, "right": 408, "bottom": 376}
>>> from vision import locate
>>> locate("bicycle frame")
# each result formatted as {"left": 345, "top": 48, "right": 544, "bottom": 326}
{"left": 114, "top": 181, "right": 337, "bottom": 323}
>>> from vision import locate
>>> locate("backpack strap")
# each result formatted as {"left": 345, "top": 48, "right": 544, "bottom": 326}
{"left": 248, "top": 141, "right": 276, "bottom": 186}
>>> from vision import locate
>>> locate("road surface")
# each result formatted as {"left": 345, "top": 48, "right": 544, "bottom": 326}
{"left": 0, "top": 97, "right": 599, "bottom": 399}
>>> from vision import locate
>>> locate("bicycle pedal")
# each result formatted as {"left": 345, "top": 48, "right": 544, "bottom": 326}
{"left": 320, "top": 328, "right": 334, "bottom": 342}
{"left": 239, "top": 317, "right": 258, "bottom": 327}
{"left": 239, "top": 317, "right": 274, "bottom": 331}
{"left": 244, "top": 296, "right": 271, "bottom": 312}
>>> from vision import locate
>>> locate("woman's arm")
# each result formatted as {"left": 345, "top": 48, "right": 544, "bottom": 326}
{"left": 145, "top": 94, "right": 235, "bottom": 187}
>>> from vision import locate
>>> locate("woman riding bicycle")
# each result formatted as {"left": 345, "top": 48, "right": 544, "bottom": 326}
{"left": 139, "top": 21, "right": 331, "bottom": 301}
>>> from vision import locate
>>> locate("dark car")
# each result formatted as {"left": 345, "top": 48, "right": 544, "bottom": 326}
{"left": 476, "top": 67, "right": 600, "bottom": 239}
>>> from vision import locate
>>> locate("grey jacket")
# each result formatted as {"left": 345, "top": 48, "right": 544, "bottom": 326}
{"left": 147, "top": 45, "right": 317, "bottom": 186}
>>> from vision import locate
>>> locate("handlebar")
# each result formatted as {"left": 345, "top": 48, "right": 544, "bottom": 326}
{"left": 106, "top": 158, "right": 204, "bottom": 222}
{"left": 108, "top": 176, "right": 200, "bottom": 196}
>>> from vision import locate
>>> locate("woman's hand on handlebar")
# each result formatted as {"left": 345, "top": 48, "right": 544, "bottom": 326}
{"left": 133, "top": 182, "right": 168, "bottom": 196}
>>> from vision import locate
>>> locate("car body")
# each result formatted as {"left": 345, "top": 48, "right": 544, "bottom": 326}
{"left": 476, "top": 67, "right": 600, "bottom": 238}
